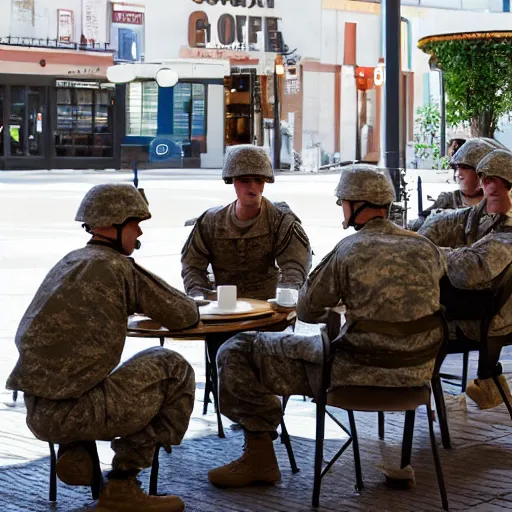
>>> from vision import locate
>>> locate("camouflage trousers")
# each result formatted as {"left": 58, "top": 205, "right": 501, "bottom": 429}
{"left": 24, "top": 347, "right": 195, "bottom": 471}
{"left": 217, "top": 330, "right": 322, "bottom": 433}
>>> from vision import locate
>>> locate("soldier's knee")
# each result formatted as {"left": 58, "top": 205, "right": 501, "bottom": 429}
{"left": 217, "top": 333, "right": 254, "bottom": 368}
{"left": 138, "top": 347, "right": 194, "bottom": 379}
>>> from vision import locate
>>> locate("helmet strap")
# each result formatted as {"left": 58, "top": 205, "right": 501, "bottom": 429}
{"left": 87, "top": 219, "right": 141, "bottom": 255}
{"left": 346, "top": 202, "right": 388, "bottom": 231}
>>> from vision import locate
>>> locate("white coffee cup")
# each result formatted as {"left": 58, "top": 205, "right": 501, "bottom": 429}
{"left": 276, "top": 288, "right": 298, "bottom": 307}
{"left": 217, "top": 285, "right": 237, "bottom": 310}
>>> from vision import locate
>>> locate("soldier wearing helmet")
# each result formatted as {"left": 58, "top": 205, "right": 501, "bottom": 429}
{"left": 438, "top": 150, "right": 512, "bottom": 410}
{"left": 207, "top": 165, "right": 446, "bottom": 489}
{"left": 410, "top": 138, "right": 494, "bottom": 231}
{"left": 181, "top": 144, "right": 312, "bottom": 301}
{"left": 6, "top": 183, "right": 199, "bottom": 512}
{"left": 419, "top": 146, "right": 512, "bottom": 247}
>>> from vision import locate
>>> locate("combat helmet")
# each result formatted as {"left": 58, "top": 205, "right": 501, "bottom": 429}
{"left": 480, "top": 138, "right": 509, "bottom": 151}
{"left": 334, "top": 164, "right": 395, "bottom": 230}
{"left": 476, "top": 149, "right": 512, "bottom": 188}
{"left": 450, "top": 138, "right": 495, "bottom": 169}
{"left": 76, "top": 183, "right": 151, "bottom": 229}
{"left": 222, "top": 145, "right": 274, "bottom": 184}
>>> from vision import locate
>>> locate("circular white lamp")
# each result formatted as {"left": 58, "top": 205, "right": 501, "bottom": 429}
{"left": 156, "top": 68, "right": 179, "bottom": 88}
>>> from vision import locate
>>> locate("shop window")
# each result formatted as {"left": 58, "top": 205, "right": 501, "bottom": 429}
{"left": 55, "top": 83, "right": 114, "bottom": 158}
{"left": 173, "top": 83, "right": 206, "bottom": 154}
{"left": 126, "top": 81, "right": 158, "bottom": 137}
{"left": 110, "top": 4, "right": 145, "bottom": 62}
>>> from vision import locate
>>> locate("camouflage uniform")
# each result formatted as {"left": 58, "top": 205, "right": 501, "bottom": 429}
{"left": 181, "top": 145, "right": 311, "bottom": 300}
{"left": 216, "top": 167, "right": 445, "bottom": 433}
{"left": 440, "top": 150, "right": 512, "bottom": 342}
{"left": 411, "top": 139, "right": 495, "bottom": 231}
{"left": 181, "top": 198, "right": 311, "bottom": 300}
{"left": 409, "top": 189, "right": 477, "bottom": 231}
{"left": 6, "top": 185, "right": 200, "bottom": 472}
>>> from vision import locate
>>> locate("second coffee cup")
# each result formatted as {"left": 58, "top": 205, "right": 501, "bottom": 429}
{"left": 217, "top": 285, "right": 237, "bottom": 310}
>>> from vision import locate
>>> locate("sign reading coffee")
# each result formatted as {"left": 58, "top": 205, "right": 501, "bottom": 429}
{"left": 192, "top": 0, "right": 274, "bottom": 7}
{"left": 189, "top": 1, "right": 279, "bottom": 51}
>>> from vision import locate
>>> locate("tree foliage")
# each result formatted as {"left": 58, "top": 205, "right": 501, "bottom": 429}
{"left": 420, "top": 36, "right": 512, "bottom": 137}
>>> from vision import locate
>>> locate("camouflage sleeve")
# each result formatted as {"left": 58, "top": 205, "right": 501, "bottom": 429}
{"left": 180, "top": 213, "right": 214, "bottom": 298}
{"left": 409, "top": 192, "right": 457, "bottom": 232}
{"left": 296, "top": 245, "right": 343, "bottom": 324}
{"left": 133, "top": 261, "right": 200, "bottom": 330}
{"left": 418, "top": 209, "right": 468, "bottom": 248}
{"left": 275, "top": 217, "right": 312, "bottom": 289}
{"left": 445, "top": 234, "right": 512, "bottom": 290}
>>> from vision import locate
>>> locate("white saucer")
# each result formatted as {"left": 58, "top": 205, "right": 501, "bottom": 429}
{"left": 200, "top": 301, "right": 253, "bottom": 316}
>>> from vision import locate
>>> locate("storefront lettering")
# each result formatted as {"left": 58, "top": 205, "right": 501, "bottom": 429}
{"left": 112, "top": 11, "right": 144, "bottom": 25}
{"left": 191, "top": 0, "right": 274, "bottom": 7}
{"left": 67, "top": 67, "right": 102, "bottom": 76}
{"left": 189, "top": 11, "right": 280, "bottom": 50}
{"left": 180, "top": 46, "right": 255, "bottom": 60}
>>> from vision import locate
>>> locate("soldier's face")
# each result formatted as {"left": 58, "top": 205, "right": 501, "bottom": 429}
{"left": 233, "top": 176, "right": 265, "bottom": 207}
{"left": 481, "top": 176, "right": 511, "bottom": 213}
{"left": 122, "top": 220, "right": 143, "bottom": 255}
{"left": 456, "top": 165, "right": 480, "bottom": 194}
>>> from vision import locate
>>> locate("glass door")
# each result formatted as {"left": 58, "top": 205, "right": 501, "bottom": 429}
{"left": 9, "top": 86, "right": 45, "bottom": 157}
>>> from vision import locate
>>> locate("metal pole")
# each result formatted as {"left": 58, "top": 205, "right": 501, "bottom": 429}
{"left": 439, "top": 71, "right": 446, "bottom": 158}
{"left": 382, "top": 0, "right": 402, "bottom": 200}
{"left": 273, "top": 68, "right": 281, "bottom": 170}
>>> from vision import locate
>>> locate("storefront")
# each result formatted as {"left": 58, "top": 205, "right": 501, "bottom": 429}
{"left": 0, "top": 43, "right": 119, "bottom": 170}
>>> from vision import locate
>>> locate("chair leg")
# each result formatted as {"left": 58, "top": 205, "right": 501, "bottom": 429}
{"left": 159, "top": 336, "right": 165, "bottom": 347}
{"left": 12, "top": 390, "right": 18, "bottom": 403}
{"left": 205, "top": 336, "right": 225, "bottom": 438}
{"left": 48, "top": 442, "right": 57, "bottom": 502}
{"left": 149, "top": 445, "right": 160, "bottom": 496}
{"left": 202, "top": 343, "right": 212, "bottom": 415}
{"left": 378, "top": 411, "right": 385, "bottom": 440}
{"left": 492, "top": 375, "right": 512, "bottom": 420}
{"left": 83, "top": 441, "right": 103, "bottom": 500}
{"left": 431, "top": 376, "right": 452, "bottom": 450}
{"left": 280, "top": 417, "right": 300, "bottom": 474}
{"left": 312, "top": 398, "right": 326, "bottom": 508}
{"left": 461, "top": 351, "right": 469, "bottom": 393}
{"left": 401, "top": 410, "right": 416, "bottom": 469}
{"left": 347, "top": 411, "right": 363, "bottom": 492}
{"left": 426, "top": 404, "right": 449, "bottom": 511}
{"left": 280, "top": 396, "right": 289, "bottom": 444}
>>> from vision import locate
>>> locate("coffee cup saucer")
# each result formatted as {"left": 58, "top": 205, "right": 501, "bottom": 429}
{"left": 200, "top": 300, "right": 253, "bottom": 315}
{"left": 267, "top": 298, "right": 296, "bottom": 308}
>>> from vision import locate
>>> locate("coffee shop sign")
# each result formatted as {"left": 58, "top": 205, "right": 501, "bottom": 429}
{"left": 192, "top": 0, "right": 274, "bottom": 7}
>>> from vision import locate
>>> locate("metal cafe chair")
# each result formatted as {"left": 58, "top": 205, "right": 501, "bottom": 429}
{"left": 47, "top": 442, "right": 161, "bottom": 502}
{"left": 431, "top": 263, "right": 512, "bottom": 449}
{"left": 297, "top": 309, "right": 449, "bottom": 510}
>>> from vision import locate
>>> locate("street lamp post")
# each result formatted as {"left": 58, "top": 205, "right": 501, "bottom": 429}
{"left": 382, "top": 0, "right": 402, "bottom": 200}
{"left": 273, "top": 55, "right": 284, "bottom": 171}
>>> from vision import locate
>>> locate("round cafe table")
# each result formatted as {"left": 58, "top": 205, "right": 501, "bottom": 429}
{"left": 127, "top": 299, "right": 297, "bottom": 438}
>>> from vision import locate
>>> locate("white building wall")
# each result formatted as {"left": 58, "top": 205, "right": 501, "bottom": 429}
{"left": 201, "top": 83, "right": 225, "bottom": 169}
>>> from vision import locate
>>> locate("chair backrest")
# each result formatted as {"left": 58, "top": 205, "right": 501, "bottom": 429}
{"left": 481, "top": 261, "right": 512, "bottom": 341}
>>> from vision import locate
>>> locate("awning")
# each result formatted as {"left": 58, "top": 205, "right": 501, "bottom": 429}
{"left": 0, "top": 45, "right": 114, "bottom": 79}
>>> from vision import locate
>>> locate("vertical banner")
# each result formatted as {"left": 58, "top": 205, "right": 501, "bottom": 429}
{"left": 82, "top": 0, "right": 103, "bottom": 44}
{"left": 58, "top": 9, "right": 74, "bottom": 43}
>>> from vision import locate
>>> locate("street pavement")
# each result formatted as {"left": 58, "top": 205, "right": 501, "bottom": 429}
{"left": 3, "top": 168, "right": 509, "bottom": 511}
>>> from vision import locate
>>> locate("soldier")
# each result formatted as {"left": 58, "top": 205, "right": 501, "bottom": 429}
{"left": 207, "top": 165, "right": 446, "bottom": 488}
{"left": 441, "top": 150, "right": 512, "bottom": 409}
{"left": 6, "top": 184, "right": 199, "bottom": 512}
{"left": 418, "top": 147, "right": 512, "bottom": 247}
{"left": 181, "top": 144, "right": 312, "bottom": 301}
{"left": 409, "top": 138, "right": 493, "bottom": 231}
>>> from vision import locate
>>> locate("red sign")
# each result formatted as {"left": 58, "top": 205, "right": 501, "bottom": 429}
{"left": 112, "top": 11, "right": 144, "bottom": 25}
{"left": 355, "top": 66, "right": 375, "bottom": 92}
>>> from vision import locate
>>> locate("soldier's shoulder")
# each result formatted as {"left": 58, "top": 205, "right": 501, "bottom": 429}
{"left": 269, "top": 200, "right": 302, "bottom": 223}
{"left": 184, "top": 204, "right": 228, "bottom": 227}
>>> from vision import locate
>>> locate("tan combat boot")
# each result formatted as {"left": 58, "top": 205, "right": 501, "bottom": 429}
{"left": 56, "top": 444, "right": 93, "bottom": 486}
{"left": 466, "top": 375, "right": 512, "bottom": 410}
{"left": 208, "top": 431, "right": 281, "bottom": 488}
{"left": 95, "top": 477, "right": 185, "bottom": 512}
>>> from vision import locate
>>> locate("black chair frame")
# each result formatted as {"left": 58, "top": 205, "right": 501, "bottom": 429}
{"left": 48, "top": 441, "right": 161, "bottom": 502}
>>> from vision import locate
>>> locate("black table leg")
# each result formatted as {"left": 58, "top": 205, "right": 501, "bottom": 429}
{"left": 203, "top": 342, "right": 213, "bottom": 415}
{"left": 205, "top": 334, "right": 229, "bottom": 438}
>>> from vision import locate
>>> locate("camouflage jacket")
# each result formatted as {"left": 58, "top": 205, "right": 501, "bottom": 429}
{"left": 181, "top": 197, "right": 312, "bottom": 300}
{"left": 297, "top": 218, "right": 446, "bottom": 387}
{"left": 409, "top": 189, "right": 478, "bottom": 231}
{"left": 6, "top": 244, "right": 199, "bottom": 400}
{"left": 418, "top": 199, "right": 509, "bottom": 248}
{"left": 443, "top": 232, "right": 512, "bottom": 339}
